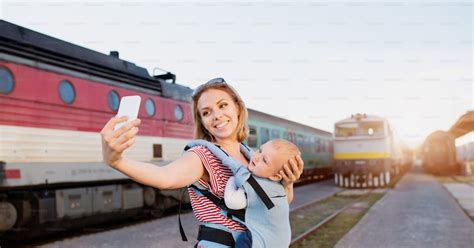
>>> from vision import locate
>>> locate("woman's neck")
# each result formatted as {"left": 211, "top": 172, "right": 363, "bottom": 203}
{"left": 215, "top": 139, "right": 249, "bottom": 166}
{"left": 215, "top": 139, "right": 241, "bottom": 156}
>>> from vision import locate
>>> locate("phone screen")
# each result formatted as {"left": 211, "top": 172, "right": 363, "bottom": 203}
{"left": 114, "top": 95, "right": 141, "bottom": 131}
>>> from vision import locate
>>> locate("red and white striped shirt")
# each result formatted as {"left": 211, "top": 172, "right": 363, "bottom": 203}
{"left": 188, "top": 145, "right": 246, "bottom": 231}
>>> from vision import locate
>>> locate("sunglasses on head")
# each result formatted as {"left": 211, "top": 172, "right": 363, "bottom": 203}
{"left": 205, "top": 77, "right": 226, "bottom": 85}
{"left": 192, "top": 77, "right": 228, "bottom": 97}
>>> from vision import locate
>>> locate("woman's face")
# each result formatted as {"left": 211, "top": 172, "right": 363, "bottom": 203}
{"left": 197, "top": 89, "right": 240, "bottom": 142}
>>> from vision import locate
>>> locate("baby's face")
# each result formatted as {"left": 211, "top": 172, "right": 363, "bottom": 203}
{"left": 248, "top": 142, "right": 288, "bottom": 179}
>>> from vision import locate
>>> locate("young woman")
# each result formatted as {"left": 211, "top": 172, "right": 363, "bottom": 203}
{"left": 100, "top": 78, "right": 304, "bottom": 247}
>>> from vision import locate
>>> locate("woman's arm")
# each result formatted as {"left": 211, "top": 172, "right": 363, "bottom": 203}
{"left": 100, "top": 117, "right": 205, "bottom": 189}
{"left": 279, "top": 155, "right": 304, "bottom": 203}
{"left": 113, "top": 153, "right": 205, "bottom": 189}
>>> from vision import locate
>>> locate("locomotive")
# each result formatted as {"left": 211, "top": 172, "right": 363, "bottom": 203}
{"left": 0, "top": 20, "right": 332, "bottom": 239}
{"left": 332, "top": 114, "right": 404, "bottom": 188}
{"left": 421, "top": 131, "right": 461, "bottom": 175}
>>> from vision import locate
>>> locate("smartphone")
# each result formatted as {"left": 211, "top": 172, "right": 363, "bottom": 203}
{"left": 114, "top": 95, "right": 141, "bottom": 131}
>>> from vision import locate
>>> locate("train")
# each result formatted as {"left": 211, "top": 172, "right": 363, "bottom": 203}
{"left": 0, "top": 20, "right": 332, "bottom": 239}
{"left": 247, "top": 109, "right": 333, "bottom": 183}
{"left": 421, "top": 131, "right": 462, "bottom": 175}
{"left": 332, "top": 114, "right": 411, "bottom": 188}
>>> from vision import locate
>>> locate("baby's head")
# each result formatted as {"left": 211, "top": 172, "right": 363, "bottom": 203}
{"left": 248, "top": 139, "right": 300, "bottom": 181}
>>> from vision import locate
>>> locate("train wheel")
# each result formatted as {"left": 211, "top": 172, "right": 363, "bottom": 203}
{"left": 143, "top": 187, "right": 156, "bottom": 207}
{"left": 355, "top": 175, "right": 361, "bottom": 188}
{"left": 373, "top": 175, "right": 379, "bottom": 187}
{"left": 379, "top": 173, "right": 385, "bottom": 187}
{"left": 385, "top": 172, "right": 391, "bottom": 185}
{"left": 344, "top": 176, "right": 350, "bottom": 187}
{"left": 367, "top": 173, "right": 373, "bottom": 187}
{"left": 361, "top": 174, "right": 367, "bottom": 188}
{"left": 0, "top": 201, "right": 17, "bottom": 232}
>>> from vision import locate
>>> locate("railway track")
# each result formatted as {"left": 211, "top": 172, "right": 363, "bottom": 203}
{"left": 289, "top": 168, "right": 409, "bottom": 247}
{"left": 289, "top": 189, "right": 375, "bottom": 247}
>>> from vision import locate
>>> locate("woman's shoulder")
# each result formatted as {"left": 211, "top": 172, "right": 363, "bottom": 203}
{"left": 187, "top": 145, "right": 222, "bottom": 167}
{"left": 188, "top": 145, "right": 216, "bottom": 157}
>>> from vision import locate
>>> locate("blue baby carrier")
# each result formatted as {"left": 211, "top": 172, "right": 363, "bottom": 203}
{"left": 179, "top": 140, "right": 290, "bottom": 248}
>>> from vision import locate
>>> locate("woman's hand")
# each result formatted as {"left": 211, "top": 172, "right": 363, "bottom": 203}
{"left": 100, "top": 116, "right": 141, "bottom": 168}
{"left": 279, "top": 154, "right": 304, "bottom": 187}
{"left": 279, "top": 154, "right": 304, "bottom": 204}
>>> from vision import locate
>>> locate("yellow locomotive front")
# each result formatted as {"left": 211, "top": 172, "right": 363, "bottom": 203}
{"left": 333, "top": 114, "right": 402, "bottom": 188}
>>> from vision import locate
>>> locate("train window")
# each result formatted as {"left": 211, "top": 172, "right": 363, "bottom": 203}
{"left": 335, "top": 123, "right": 358, "bottom": 137}
{"left": 288, "top": 132, "right": 296, "bottom": 143}
{"left": 297, "top": 134, "right": 304, "bottom": 147}
{"left": 58, "top": 80, "right": 75, "bottom": 104}
{"left": 315, "top": 137, "right": 321, "bottom": 152}
{"left": 249, "top": 126, "right": 257, "bottom": 135}
{"left": 321, "top": 140, "right": 327, "bottom": 152}
{"left": 107, "top": 90, "right": 120, "bottom": 111}
{"left": 306, "top": 137, "right": 312, "bottom": 152}
{"left": 248, "top": 125, "right": 258, "bottom": 148}
{"left": 260, "top": 127, "right": 270, "bottom": 144}
{"left": 310, "top": 136, "right": 316, "bottom": 148}
{"left": 145, "top": 98, "right": 155, "bottom": 117}
{"left": 271, "top": 129, "right": 280, "bottom": 139}
{"left": 175, "top": 105, "right": 183, "bottom": 121}
{"left": 0, "top": 67, "right": 14, "bottom": 94}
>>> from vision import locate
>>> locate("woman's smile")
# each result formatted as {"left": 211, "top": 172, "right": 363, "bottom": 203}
{"left": 214, "top": 120, "right": 230, "bottom": 129}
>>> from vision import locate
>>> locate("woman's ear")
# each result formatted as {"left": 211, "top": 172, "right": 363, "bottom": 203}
{"left": 269, "top": 174, "right": 283, "bottom": 182}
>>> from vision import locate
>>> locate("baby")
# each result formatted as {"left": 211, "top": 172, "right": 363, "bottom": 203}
{"left": 224, "top": 139, "right": 300, "bottom": 247}
{"left": 224, "top": 138, "right": 300, "bottom": 209}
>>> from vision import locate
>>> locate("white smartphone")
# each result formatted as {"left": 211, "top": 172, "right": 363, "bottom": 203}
{"left": 114, "top": 95, "right": 141, "bottom": 131}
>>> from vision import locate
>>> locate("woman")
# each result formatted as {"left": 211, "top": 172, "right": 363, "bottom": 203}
{"left": 100, "top": 78, "right": 304, "bottom": 247}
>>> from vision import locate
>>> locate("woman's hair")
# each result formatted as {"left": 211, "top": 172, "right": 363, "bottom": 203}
{"left": 191, "top": 78, "right": 249, "bottom": 142}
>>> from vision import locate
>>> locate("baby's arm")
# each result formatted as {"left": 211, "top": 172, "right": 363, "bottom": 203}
{"left": 224, "top": 176, "right": 247, "bottom": 210}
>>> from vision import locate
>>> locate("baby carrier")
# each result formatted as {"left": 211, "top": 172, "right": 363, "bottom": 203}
{"left": 179, "top": 140, "right": 290, "bottom": 248}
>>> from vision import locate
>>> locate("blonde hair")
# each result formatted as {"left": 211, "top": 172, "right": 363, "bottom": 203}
{"left": 191, "top": 78, "right": 249, "bottom": 142}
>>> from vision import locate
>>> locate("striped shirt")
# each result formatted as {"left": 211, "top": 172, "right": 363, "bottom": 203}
{"left": 188, "top": 145, "right": 247, "bottom": 231}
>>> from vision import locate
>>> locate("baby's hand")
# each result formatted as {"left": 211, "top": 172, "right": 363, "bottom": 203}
{"left": 224, "top": 176, "right": 247, "bottom": 210}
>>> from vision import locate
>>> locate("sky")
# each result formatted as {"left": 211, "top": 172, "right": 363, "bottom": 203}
{"left": 1, "top": 0, "right": 472, "bottom": 147}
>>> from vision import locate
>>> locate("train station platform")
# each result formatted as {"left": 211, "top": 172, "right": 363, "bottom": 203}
{"left": 336, "top": 169, "right": 474, "bottom": 248}
{"left": 443, "top": 182, "right": 474, "bottom": 219}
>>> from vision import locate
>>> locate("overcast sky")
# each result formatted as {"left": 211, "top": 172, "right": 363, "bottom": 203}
{"left": 1, "top": 0, "right": 472, "bottom": 147}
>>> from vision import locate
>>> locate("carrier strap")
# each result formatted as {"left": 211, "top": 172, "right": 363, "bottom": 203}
{"left": 189, "top": 184, "right": 246, "bottom": 222}
{"left": 178, "top": 188, "right": 188, "bottom": 241}
{"left": 247, "top": 176, "right": 275, "bottom": 209}
{"left": 197, "top": 225, "right": 235, "bottom": 246}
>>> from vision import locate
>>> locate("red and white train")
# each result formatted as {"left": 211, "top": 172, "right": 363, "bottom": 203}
{"left": 0, "top": 20, "right": 195, "bottom": 238}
